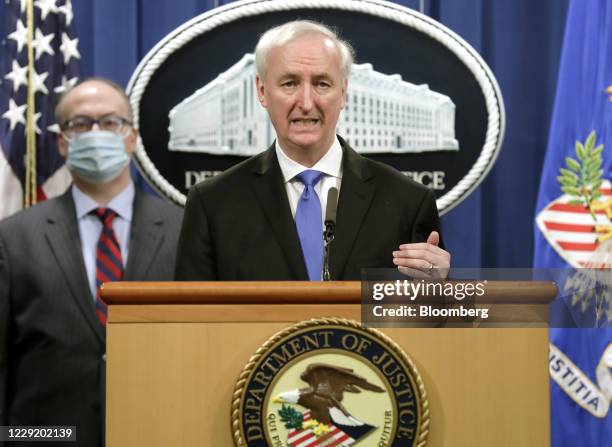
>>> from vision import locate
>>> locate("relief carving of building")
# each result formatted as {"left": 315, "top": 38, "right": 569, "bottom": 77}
{"left": 168, "top": 54, "right": 459, "bottom": 155}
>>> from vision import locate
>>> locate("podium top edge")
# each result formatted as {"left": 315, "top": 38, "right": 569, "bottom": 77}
{"left": 101, "top": 281, "right": 557, "bottom": 305}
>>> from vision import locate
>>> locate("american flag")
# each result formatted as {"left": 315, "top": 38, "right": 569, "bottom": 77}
{"left": 0, "top": 0, "right": 80, "bottom": 219}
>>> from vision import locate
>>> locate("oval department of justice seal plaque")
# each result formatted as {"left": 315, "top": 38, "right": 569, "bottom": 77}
{"left": 231, "top": 318, "right": 429, "bottom": 447}
{"left": 128, "top": 0, "right": 504, "bottom": 215}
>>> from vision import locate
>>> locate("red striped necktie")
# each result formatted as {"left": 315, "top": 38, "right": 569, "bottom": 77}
{"left": 92, "top": 207, "right": 124, "bottom": 326}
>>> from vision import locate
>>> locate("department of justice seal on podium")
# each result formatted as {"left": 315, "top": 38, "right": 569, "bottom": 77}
{"left": 231, "top": 318, "right": 429, "bottom": 447}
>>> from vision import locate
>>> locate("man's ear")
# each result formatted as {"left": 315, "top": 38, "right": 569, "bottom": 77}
{"left": 57, "top": 134, "right": 69, "bottom": 158}
{"left": 340, "top": 78, "right": 348, "bottom": 109}
{"left": 124, "top": 127, "right": 138, "bottom": 156}
{"left": 255, "top": 74, "right": 267, "bottom": 108}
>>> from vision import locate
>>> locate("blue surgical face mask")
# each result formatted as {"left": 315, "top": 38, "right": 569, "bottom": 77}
{"left": 66, "top": 130, "right": 130, "bottom": 184}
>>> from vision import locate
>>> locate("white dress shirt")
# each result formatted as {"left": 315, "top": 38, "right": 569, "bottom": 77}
{"left": 72, "top": 182, "right": 134, "bottom": 300}
{"left": 275, "top": 137, "right": 343, "bottom": 223}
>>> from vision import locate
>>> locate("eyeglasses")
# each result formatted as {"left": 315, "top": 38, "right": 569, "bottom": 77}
{"left": 60, "top": 115, "right": 133, "bottom": 140}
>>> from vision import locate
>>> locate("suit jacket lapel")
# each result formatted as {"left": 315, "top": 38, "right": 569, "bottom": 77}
{"left": 331, "top": 140, "right": 375, "bottom": 279}
{"left": 45, "top": 189, "right": 105, "bottom": 342}
{"left": 124, "top": 189, "right": 165, "bottom": 280}
{"left": 251, "top": 146, "right": 308, "bottom": 279}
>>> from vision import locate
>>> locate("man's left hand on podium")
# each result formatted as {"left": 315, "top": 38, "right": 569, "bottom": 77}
{"left": 392, "top": 231, "right": 451, "bottom": 279}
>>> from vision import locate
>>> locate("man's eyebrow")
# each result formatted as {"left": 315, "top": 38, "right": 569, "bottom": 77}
{"left": 69, "top": 112, "right": 122, "bottom": 119}
{"left": 278, "top": 72, "right": 299, "bottom": 79}
{"left": 275, "top": 72, "right": 334, "bottom": 83}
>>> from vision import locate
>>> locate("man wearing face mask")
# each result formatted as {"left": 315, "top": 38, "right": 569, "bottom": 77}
{"left": 0, "top": 78, "right": 182, "bottom": 447}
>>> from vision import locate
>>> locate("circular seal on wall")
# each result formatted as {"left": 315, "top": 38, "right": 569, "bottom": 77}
{"left": 231, "top": 318, "right": 429, "bottom": 447}
{"left": 128, "top": 0, "right": 504, "bottom": 214}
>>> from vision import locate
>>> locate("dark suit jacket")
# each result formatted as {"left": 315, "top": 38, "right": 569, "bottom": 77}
{"left": 0, "top": 188, "right": 183, "bottom": 447}
{"left": 175, "top": 138, "right": 441, "bottom": 280}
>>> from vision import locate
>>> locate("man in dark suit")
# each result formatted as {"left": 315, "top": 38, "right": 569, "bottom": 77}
{"left": 175, "top": 20, "right": 450, "bottom": 281}
{"left": 0, "top": 78, "right": 182, "bottom": 446}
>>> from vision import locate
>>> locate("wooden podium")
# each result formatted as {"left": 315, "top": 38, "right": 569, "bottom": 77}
{"left": 103, "top": 281, "right": 554, "bottom": 447}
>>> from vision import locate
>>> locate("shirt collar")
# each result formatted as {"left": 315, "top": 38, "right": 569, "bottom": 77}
{"left": 72, "top": 182, "right": 135, "bottom": 222}
{"left": 275, "top": 137, "right": 343, "bottom": 183}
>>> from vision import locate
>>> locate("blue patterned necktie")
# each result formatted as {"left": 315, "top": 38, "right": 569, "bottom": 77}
{"left": 295, "top": 170, "right": 325, "bottom": 281}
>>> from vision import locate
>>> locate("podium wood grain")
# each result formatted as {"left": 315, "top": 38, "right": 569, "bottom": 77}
{"left": 106, "top": 304, "right": 549, "bottom": 447}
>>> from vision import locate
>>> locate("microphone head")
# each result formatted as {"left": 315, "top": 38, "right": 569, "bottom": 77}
{"left": 325, "top": 187, "right": 339, "bottom": 225}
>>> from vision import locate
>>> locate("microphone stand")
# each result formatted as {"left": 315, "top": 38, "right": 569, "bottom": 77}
{"left": 323, "top": 187, "right": 338, "bottom": 281}
{"left": 323, "top": 221, "right": 335, "bottom": 281}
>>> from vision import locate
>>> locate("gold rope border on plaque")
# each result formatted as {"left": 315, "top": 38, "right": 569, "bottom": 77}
{"left": 230, "top": 317, "right": 430, "bottom": 447}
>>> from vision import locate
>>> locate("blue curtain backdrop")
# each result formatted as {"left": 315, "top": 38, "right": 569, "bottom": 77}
{"left": 0, "top": 0, "right": 569, "bottom": 268}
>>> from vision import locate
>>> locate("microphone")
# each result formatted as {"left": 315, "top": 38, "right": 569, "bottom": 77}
{"left": 323, "top": 187, "right": 338, "bottom": 281}
{"left": 324, "top": 187, "right": 338, "bottom": 229}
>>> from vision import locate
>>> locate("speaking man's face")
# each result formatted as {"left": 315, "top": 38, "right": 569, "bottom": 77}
{"left": 256, "top": 34, "right": 347, "bottom": 162}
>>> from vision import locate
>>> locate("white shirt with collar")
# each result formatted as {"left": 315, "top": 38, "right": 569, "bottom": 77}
{"left": 72, "top": 182, "right": 134, "bottom": 300}
{"left": 275, "top": 137, "right": 343, "bottom": 223}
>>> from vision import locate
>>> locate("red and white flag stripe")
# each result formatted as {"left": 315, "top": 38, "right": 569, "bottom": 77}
{"left": 0, "top": 150, "right": 23, "bottom": 219}
{"left": 536, "top": 182, "right": 612, "bottom": 268}
{"left": 0, "top": 151, "right": 71, "bottom": 220}
{"left": 287, "top": 411, "right": 355, "bottom": 447}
